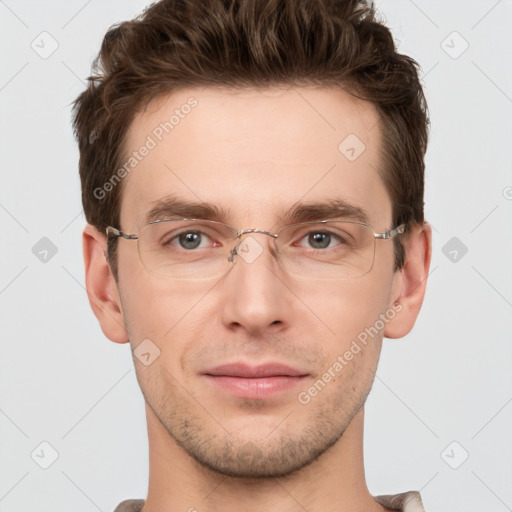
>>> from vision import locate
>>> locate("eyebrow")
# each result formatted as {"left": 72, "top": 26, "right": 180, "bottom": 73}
{"left": 144, "top": 194, "right": 370, "bottom": 226}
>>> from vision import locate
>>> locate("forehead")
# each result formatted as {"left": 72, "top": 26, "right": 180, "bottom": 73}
{"left": 120, "top": 86, "right": 391, "bottom": 229}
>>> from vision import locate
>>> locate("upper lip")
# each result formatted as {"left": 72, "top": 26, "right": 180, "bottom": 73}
{"left": 202, "top": 362, "right": 308, "bottom": 378}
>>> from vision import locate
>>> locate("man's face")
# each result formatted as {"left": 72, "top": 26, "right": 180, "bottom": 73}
{"left": 116, "top": 86, "right": 400, "bottom": 478}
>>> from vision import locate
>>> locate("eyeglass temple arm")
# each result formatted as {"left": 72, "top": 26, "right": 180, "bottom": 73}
{"left": 106, "top": 226, "right": 138, "bottom": 240}
{"left": 374, "top": 223, "right": 406, "bottom": 240}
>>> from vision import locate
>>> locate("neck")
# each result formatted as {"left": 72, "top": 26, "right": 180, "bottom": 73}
{"left": 141, "top": 405, "right": 390, "bottom": 512}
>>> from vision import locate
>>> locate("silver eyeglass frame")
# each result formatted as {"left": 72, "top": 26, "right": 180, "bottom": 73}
{"left": 105, "top": 218, "right": 407, "bottom": 276}
{"left": 107, "top": 219, "right": 406, "bottom": 244}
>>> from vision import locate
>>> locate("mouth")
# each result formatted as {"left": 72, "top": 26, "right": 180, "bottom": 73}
{"left": 201, "top": 362, "right": 309, "bottom": 399}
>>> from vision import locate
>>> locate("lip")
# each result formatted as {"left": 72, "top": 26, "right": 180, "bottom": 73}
{"left": 201, "top": 363, "right": 309, "bottom": 399}
{"left": 203, "top": 362, "right": 306, "bottom": 378}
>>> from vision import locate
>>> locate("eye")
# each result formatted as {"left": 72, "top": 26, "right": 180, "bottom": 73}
{"left": 305, "top": 231, "right": 343, "bottom": 249}
{"left": 174, "top": 230, "right": 207, "bottom": 250}
{"left": 148, "top": 220, "right": 234, "bottom": 253}
{"left": 162, "top": 228, "right": 222, "bottom": 250}
{"left": 296, "top": 229, "right": 350, "bottom": 250}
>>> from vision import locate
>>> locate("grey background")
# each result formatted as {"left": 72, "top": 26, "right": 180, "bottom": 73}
{"left": 1, "top": 1, "right": 511, "bottom": 511}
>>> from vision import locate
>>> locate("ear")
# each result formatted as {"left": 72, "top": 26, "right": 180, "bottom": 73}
{"left": 82, "top": 224, "right": 129, "bottom": 344}
{"left": 384, "top": 221, "right": 432, "bottom": 339}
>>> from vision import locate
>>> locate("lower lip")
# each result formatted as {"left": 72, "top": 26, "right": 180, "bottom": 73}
{"left": 204, "top": 375, "right": 307, "bottom": 399}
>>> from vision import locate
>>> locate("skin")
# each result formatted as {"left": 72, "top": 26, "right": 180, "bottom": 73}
{"left": 83, "top": 86, "right": 432, "bottom": 512}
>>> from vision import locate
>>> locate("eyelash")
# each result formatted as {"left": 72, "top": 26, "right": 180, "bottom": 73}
{"left": 164, "top": 228, "right": 348, "bottom": 250}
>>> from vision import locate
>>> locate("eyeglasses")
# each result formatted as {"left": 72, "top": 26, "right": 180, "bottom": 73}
{"left": 106, "top": 218, "right": 406, "bottom": 281}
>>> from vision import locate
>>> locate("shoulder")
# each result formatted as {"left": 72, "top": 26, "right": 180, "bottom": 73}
{"left": 113, "top": 499, "right": 145, "bottom": 512}
{"left": 373, "top": 490, "right": 426, "bottom": 511}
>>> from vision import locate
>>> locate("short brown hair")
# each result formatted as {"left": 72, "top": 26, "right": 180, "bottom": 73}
{"left": 72, "top": 0, "right": 429, "bottom": 279}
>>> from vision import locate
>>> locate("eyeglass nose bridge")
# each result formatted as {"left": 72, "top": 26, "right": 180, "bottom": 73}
{"left": 236, "top": 228, "right": 279, "bottom": 238}
{"left": 227, "top": 228, "right": 279, "bottom": 263}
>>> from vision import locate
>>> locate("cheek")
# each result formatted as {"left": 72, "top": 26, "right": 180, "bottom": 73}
{"left": 309, "top": 292, "right": 385, "bottom": 405}
{"left": 118, "top": 273, "right": 214, "bottom": 360}
{"left": 297, "top": 278, "right": 390, "bottom": 347}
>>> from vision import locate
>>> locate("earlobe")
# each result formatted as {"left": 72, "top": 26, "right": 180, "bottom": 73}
{"left": 82, "top": 224, "right": 129, "bottom": 344}
{"left": 384, "top": 222, "right": 432, "bottom": 339}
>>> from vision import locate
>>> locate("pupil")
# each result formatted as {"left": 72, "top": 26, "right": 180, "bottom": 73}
{"left": 309, "top": 232, "right": 330, "bottom": 249}
{"left": 180, "top": 232, "right": 201, "bottom": 249}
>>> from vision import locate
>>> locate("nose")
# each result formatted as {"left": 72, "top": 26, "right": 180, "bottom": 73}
{"left": 220, "top": 233, "right": 291, "bottom": 337}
